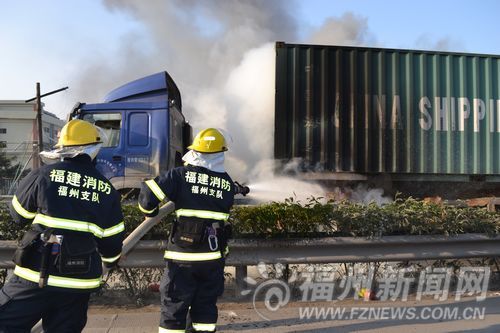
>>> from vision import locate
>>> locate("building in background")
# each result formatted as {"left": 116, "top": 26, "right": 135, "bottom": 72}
{"left": 0, "top": 100, "right": 65, "bottom": 172}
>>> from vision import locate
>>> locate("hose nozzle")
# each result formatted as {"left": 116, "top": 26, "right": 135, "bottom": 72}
{"left": 234, "top": 181, "right": 250, "bottom": 196}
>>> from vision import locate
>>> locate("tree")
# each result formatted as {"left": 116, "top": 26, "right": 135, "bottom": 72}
{"left": 0, "top": 145, "right": 14, "bottom": 177}
{"left": 0, "top": 143, "right": 28, "bottom": 179}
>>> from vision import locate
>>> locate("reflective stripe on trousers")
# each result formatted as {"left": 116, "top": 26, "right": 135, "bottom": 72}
{"left": 192, "top": 322, "right": 216, "bottom": 331}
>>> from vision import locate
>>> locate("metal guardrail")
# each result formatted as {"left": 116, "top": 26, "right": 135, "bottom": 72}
{"left": 4, "top": 232, "right": 500, "bottom": 308}
{"left": 0, "top": 241, "right": 17, "bottom": 269}
{"left": 0, "top": 195, "right": 13, "bottom": 203}
{"left": 228, "top": 233, "right": 500, "bottom": 264}
{"left": 2, "top": 233, "right": 500, "bottom": 270}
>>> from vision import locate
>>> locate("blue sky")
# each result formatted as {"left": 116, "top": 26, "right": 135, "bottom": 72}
{"left": 298, "top": 0, "right": 500, "bottom": 54}
{"left": 1, "top": 0, "right": 499, "bottom": 120}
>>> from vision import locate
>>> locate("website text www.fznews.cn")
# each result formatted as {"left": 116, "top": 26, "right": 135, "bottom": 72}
{"left": 298, "top": 306, "right": 486, "bottom": 321}
{"left": 243, "top": 264, "right": 491, "bottom": 322}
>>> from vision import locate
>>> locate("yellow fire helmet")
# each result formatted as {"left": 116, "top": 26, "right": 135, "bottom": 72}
{"left": 55, "top": 119, "right": 102, "bottom": 147}
{"left": 188, "top": 128, "right": 228, "bottom": 153}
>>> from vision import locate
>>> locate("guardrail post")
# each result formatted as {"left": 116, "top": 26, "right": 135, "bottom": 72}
{"left": 234, "top": 265, "right": 247, "bottom": 298}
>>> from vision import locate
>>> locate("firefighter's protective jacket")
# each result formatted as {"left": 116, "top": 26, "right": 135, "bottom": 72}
{"left": 138, "top": 165, "right": 234, "bottom": 262}
{"left": 9, "top": 155, "right": 124, "bottom": 292}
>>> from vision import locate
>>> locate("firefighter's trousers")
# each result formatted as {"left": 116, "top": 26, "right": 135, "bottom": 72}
{"left": 0, "top": 275, "right": 90, "bottom": 333}
{"left": 159, "top": 259, "right": 225, "bottom": 332}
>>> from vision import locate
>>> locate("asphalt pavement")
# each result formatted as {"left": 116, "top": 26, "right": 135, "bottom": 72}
{"left": 83, "top": 295, "right": 500, "bottom": 333}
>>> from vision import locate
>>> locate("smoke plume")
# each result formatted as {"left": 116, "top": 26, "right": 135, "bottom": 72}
{"left": 308, "top": 12, "right": 374, "bottom": 46}
{"left": 67, "top": 1, "right": 380, "bottom": 202}
{"left": 415, "top": 34, "right": 465, "bottom": 52}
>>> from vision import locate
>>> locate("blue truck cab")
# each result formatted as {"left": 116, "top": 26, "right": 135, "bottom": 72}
{"left": 70, "top": 72, "right": 191, "bottom": 195}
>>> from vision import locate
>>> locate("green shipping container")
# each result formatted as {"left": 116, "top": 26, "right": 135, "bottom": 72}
{"left": 275, "top": 42, "right": 500, "bottom": 179}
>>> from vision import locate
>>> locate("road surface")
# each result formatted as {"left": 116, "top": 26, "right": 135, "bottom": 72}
{"left": 84, "top": 294, "right": 500, "bottom": 332}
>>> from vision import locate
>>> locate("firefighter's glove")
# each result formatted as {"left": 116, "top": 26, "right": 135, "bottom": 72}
{"left": 234, "top": 181, "right": 250, "bottom": 196}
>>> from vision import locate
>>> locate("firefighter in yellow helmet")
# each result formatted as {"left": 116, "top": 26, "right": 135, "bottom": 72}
{"left": 0, "top": 119, "right": 124, "bottom": 332}
{"left": 139, "top": 128, "right": 248, "bottom": 333}
{"left": 188, "top": 128, "right": 228, "bottom": 153}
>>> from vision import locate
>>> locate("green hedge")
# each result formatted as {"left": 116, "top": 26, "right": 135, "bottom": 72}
{"left": 1, "top": 197, "right": 499, "bottom": 241}
{"left": 0, "top": 203, "right": 31, "bottom": 240}
{"left": 231, "top": 197, "right": 499, "bottom": 238}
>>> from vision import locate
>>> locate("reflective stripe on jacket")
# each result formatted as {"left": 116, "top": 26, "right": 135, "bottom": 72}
{"left": 31, "top": 213, "right": 124, "bottom": 238}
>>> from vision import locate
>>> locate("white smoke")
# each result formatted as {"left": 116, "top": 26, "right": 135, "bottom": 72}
{"left": 95, "top": 0, "right": 298, "bottom": 120}
{"left": 223, "top": 43, "right": 275, "bottom": 180}
{"left": 308, "top": 12, "right": 375, "bottom": 46}
{"left": 345, "top": 184, "right": 392, "bottom": 206}
{"left": 415, "top": 34, "right": 465, "bottom": 52}
{"left": 67, "top": 1, "right": 388, "bottom": 203}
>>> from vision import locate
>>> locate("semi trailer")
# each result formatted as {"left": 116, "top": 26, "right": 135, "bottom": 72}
{"left": 71, "top": 42, "right": 500, "bottom": 198}
{"left": 275, "top": 42, "right": 500, "bottom": 198}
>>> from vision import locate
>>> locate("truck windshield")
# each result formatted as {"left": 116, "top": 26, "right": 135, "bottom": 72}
{"left": 82, "top": 113, "right": 121, "bottom": 148}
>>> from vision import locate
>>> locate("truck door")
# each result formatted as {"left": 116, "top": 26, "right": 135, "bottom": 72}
{"left": 82, "top": 112, "right": 125, "bottom": 189}
{"left": 124, "top": 112, "right": 152, "bottom": 181}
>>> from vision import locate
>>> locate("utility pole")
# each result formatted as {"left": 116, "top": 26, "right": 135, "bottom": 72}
{"left": 25, "top": 84, "right": 68, "bottom": 169}
{"left": 35, "top": 83, "right": 43, "bottom": 166}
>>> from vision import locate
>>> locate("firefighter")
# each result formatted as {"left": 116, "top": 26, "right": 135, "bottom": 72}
{"left": 138, "top": 128, "right": 249, "bottom": 333}
{"left": 0, "top": 119, "right": 124, "bottom": 333}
